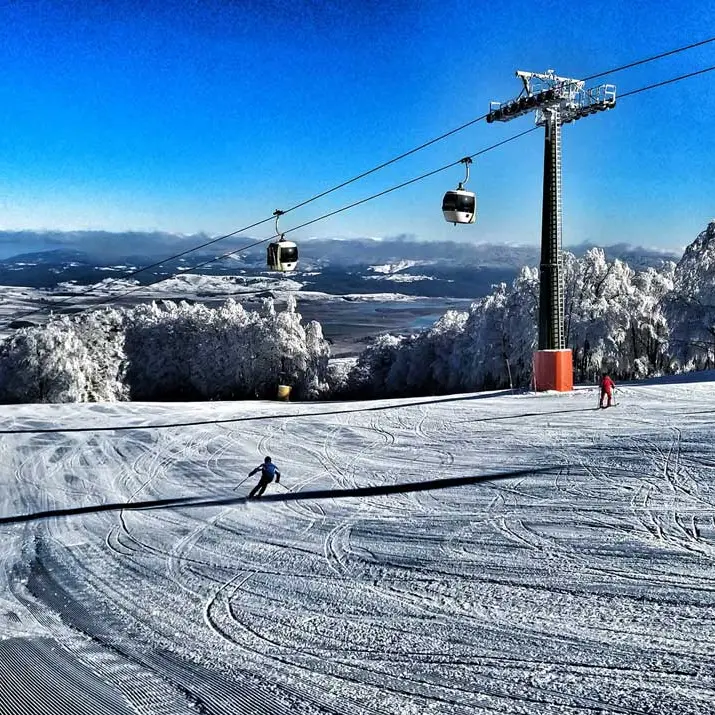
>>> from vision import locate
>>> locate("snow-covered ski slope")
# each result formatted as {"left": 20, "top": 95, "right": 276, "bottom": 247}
{"left": 1, "top": 379, "right": 714, "bottom": 714}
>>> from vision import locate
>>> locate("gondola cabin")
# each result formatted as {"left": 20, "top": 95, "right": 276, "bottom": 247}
{"left": 442, "top": 189, "right": 476, "bottom": 225}
{"left": 267, "top": 237, "right": 299, "bottom": 272}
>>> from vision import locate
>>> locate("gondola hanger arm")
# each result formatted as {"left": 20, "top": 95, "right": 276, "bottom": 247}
{"left": 273, "top": 209, "right": 286, "bottom": 239}
{"left": 458, "top": 157, "right": 472, "bottom": 190}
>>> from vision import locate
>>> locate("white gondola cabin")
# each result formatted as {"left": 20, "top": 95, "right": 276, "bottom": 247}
{"left": 268, "top": 209, "right": 299, "bottom": 272}
{"left": 267, "top": 236, "right": 298, "bottom": 272}
{"left": 442, "top": 157, "right": 476, "bottom": 225}
{"left": 442, "top": 189, "right": 476, "bottom": 224}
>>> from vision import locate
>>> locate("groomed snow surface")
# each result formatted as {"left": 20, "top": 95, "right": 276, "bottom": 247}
{"left": 1, "top": 379, "right": 714, "bottom": 714}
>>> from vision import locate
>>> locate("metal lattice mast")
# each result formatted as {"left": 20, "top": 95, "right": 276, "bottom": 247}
{"left": 487, "top": 70, "right": 615, "bottom": 352}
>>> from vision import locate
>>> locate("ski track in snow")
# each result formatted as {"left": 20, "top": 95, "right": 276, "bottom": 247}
{"left": 1, "top": 383, "right": 715, "bottom": 713}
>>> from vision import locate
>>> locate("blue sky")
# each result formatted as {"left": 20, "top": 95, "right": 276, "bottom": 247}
{"left": 0, "top": 0, "right": 713, "bottom": 252}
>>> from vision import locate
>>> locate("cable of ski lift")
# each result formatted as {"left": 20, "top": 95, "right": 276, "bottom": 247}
{"left": 1, "top": 126, "right": 538, "bottom": 323}
{"left": 583, "top": 35, "right": 715, "bottom": 82}
{"left": 2, "top": 55, "right": 715, "bottom": 328}
{"left": 617, "top": 63, "right": 715, "bottom": 98}
{"left": 17, "top": 38, "right": 713, "bottom": 322}
{"left": 7, "top": 36, "right": 713, "bottom": 324}
{"left": 178, "top": 127, "right": 539, "bottom": 265}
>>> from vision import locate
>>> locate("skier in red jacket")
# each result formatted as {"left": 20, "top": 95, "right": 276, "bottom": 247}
{"left": 600, "top": 374, "right": 615, "bottom": 408}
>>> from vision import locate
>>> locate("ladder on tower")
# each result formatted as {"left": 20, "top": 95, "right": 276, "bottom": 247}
{"left": 553, "top": 118, "right": 564, "bottom": 350}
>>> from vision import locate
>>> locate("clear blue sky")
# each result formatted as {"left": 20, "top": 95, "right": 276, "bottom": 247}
{"left": 0, "top": 0, "right": 713, "bottom": 251}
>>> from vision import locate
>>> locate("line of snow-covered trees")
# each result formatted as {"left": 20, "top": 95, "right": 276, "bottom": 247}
{"left": 1, "top": 221, "right": 714, "bottom": 404}
{"left": 0, "top": 295, "right": 331, "bottom": 403}
{"left": 341, "top": 221, "right": 715, "bottom": 398}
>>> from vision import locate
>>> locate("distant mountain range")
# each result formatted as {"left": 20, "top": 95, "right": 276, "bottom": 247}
{"left": 0, "top": 231, "right": 680, "bottom": 299}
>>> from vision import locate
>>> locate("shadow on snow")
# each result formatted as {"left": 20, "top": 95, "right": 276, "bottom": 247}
{"left": 0, "top": 392, "right": 601, "bottom": 435}
{"left": 0, "top": 466, "right": 557, "bottom": 525}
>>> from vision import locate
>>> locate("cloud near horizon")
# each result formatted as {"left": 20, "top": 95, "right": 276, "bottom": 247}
{"left": 0, "top": 229, "right": 684, "bottom": 268}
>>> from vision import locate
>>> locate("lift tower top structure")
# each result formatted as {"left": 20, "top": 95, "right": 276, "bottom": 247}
{"left": 487, "top": 70, "right": 615, "bottom": 391}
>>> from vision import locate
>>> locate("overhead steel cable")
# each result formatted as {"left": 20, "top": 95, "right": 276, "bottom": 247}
{"left": 3, "top": 48, "right": 715, "bottom": 328}
{"left": 180, "top": 63, "right": 715, "bottom": 277}
{"left": 242, "top": 128, "right": 540, "bottom": 243}
{"left": 618, "top": 64, "right": 715, "bottom": 98}
{"left": 15, "top": 126, "right": 539, "bottom": 318}
{"left": 7, "top": 34, "right": 713, "bottom": 320}
{"left": 1, "top": 114, "right": 491, "bottom": 325}
{"left": 284, "top": 113, "right": 490, "bottom": 213}
{"left": 583, "top": 35, "right": 715, "bottom": 81}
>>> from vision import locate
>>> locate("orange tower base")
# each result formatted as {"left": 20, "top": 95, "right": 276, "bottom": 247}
{"left": 533, "top": 349, "right": 573, "bottom": 392}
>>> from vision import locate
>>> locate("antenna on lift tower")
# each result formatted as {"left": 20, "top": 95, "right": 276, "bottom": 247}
{"left": 487, "top": 69, "right": 616, "bottom": 392}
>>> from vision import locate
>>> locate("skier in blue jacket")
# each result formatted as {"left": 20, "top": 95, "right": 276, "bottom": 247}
{"left": 248, "top": 456, "right": 281, "bottom": 498}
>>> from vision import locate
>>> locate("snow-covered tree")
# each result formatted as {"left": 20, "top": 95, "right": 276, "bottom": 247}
{"left": 341, "top": 248, "right": 679, "bottom": 398}
{"left": 303, "top": 319, "right": 331, "bottom": 398}
{"left": 666, "top": 221, "right": 715, "bottom": 370}
{"left": 0, "top": 297, "right": 332, "bottom": 403}
{"left": 564, "top": 249, "right": 634, "bottom": 379}
{"left": 344, "top": 334, "right": 406, "bottom": 398}
{"left": 0, "top": 320, "right": 90, "bottom": 403}
{"left": 456, "top": 267, "right": 538, "bottom": 390}
{"left": 563, "top": 248, "right": 675, "bottom": 381}
{"left": 627, "top": 263, "right": 674, "bottom": 377}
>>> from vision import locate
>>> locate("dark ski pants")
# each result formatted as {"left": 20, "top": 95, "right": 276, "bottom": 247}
{"left": 600, "top": 389, "right": 612, "bottom": 408}
{"left": 249, "top": 478, "right": 272, "bottom": 499}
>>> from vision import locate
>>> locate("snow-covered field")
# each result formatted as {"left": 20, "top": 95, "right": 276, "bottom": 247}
{"left": 1, "top": 379, "right": 715, "bottom": 714}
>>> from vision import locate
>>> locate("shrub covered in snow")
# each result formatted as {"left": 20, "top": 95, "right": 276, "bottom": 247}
{"left": 0, "top": 310, "right": 128, "bottom": 403}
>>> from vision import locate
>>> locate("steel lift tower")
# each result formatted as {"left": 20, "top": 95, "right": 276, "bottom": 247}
{"left": 487, "top": 71, "right": 616, "bottom": 390}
